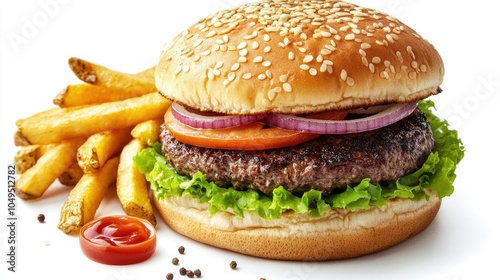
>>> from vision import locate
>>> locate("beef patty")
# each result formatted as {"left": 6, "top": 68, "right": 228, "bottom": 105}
{"left": 160, "top": 109, "right": 435, "bottom": 195}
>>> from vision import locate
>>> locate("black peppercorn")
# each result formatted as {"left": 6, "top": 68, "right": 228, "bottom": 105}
{"left": 193, "top": 269, "right": 201, "bottom": 277}
{"left": 171, "top": 257, "right": 179, "bottom": 265}
{"left": 230, "top": 260, "right": 237, "bottom": 269}
{"left": 166, "top": 273, "right": 174, "bottom": 280}
{"left": 179, "top": 267, "right": 187, "bottom": 276}
{"left": 178, "top": 246, "right": 185, "bottom": 254}
{"left": 186, "top": 270, "right": 194, "bottom": 278}
{"left": 37, "top": 213, "right": 45, "bottom": 223}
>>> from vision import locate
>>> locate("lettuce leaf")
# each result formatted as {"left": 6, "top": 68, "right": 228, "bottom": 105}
{"left": 134, "top": 100, "right": 465, "bottom": 219}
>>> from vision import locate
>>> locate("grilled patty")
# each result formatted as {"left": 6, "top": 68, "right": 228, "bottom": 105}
{"left": 160, "top": 109, "right": 435, "bottom": 195}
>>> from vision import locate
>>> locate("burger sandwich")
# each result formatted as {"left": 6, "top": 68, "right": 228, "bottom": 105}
{"left": 135, "top": 0, "right": 464, "bottom": 260}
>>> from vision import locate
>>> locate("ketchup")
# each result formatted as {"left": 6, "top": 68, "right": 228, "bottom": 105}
{"left": 79, "top": 215, "right": 156, "bottom": 265}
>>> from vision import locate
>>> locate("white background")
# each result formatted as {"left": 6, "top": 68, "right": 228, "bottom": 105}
{"left": 1, "top": 0, "right": 499, "bottom": 279}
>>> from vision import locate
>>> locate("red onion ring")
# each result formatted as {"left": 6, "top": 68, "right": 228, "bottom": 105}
{"left": 171, "top": 102, "right": 267, "bottom": 129}
{"left": 264, "top": 102, "right": 418, "bottom": 134}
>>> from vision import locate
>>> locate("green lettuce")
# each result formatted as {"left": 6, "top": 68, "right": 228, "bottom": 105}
{"left": 134, "top": 100, "right": 465, "bottom": 220}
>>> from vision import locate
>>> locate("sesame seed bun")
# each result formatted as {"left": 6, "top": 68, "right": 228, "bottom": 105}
{"left": 155, "top": 0, "right": 444, "bottom": 114}
{"left": 153, "top": 192, "right": 441, "bottom": 260}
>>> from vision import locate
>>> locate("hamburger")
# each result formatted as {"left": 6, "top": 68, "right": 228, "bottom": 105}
{"left": 135, "top": 0, "right": 464, "bottom": 260}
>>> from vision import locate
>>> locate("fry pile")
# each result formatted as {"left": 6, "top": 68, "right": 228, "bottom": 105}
{"left": 13, "top": 57, "right": 170, "bottom": 234}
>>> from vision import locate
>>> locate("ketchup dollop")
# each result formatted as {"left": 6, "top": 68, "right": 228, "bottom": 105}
{"left": 79, "top": 215, "right": 156, "bottom": 265}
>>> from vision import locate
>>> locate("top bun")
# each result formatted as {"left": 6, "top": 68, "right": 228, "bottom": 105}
{"left": 156, "top": 0, "right": 444, "bottom": 114}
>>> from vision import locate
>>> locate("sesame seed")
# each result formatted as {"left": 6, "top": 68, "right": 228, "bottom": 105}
{"left": 288, "top": 51, "right": 295, "bottom": 60}
{"left": 282, "top": 83, "right": 292, "bottom": 92}
{"left": 320, "top": 63, "right": 328, "bottom": 73}
{"left": 262, "top": 61, "right": 272, "bottom": 67}
{"left": 380, "top": 71, "right": 389, "bottom": 79}
{"left": 300, "top": 64, "right": 310, "bottom": 71}
{"left": 253, "top": 56, "right": 264, "bottom": 63}
{"left": 263, "top": 34, "right": 271, "bottom": 42}
{"left": 193, "top": 39, "right": 203, "bottom": 48}
{"left": 344, "top": 33, "right": 355, "bottom": 40}
{"left": 420, "top": 65, "right": 427, "bottom": 72}
{"left": 174, "top": 66, "right": 182, "bottom": 75}
{"left": 239, "top": 49, "right": 248, "bottom": 56}
{"left": 268, "top": 89, "right": 276, "bottom": 101}
{"left": 182, "top": 65, "right": 190, "bottom": 72}
{"left": 237, "top": 42, "right": 248, "bottom": 49}
{"left": 316, "top": 55, "right": 324, "bottom": 62}
{"left": 385, "top": 34, "right": 394, "bottom": 43}
{"left": 264, "top": 46, "right": 271, "bottom": 53}
{"left": 215, "top": 61, "right": 223, "bottom": 69}
{"left": 340, "top": 69, "right": 347, "bottom": 81}
{"left": 301, "top": 54, "right": 313, "bottom": 63}
{"left": 258, "top": 74, "right": 266, "bottom": 80}
{"left": 396, "top": 51, "right": 404, "bottom": 63}
{"left": 372, "top": 57, "right": 381, "bottom": 64}
{"left": 346, "top": 77, "right": 354, "bottom": 86}
{"left": 265, "top": 70, "right": 273, "bottom": 79}
{"left": 206, "top": 30, "right": 216, "bottom": 38}
{"left": 309, "top": 68, "right": 318, "bottom": 76}
{"left": 231, "top": 63, "right": 240, "bottom": 71}
{"left": 362, "top": 56, "right": 368, "bottom": 67}
{"left": 228, "top": 72, "right": 236, "bottom": 81}
{"left": 411, "top": 61, "right": 418, "bottom": 68}
{"left": 242, "top": 73, "right": 252, "bottom": 79}
{"left": 321, "top": 49, "right": 332, "bottom": 55}
{"left": 238, "top": 56, "right": 248, "bottom": 63}
{"left": 279, "top": 74, "right": 288, "bottom": 83}
{"left": 327, "top": 65, "right": 333, "bottom": 74}
{"left": 369, "top": 63, "right": 375, "bottom": 73}
{"left": 408, "top": 71, "right": 417, "bottom": 79}
{"left": 252, "top": 41, "right": 259, "bottom": 49}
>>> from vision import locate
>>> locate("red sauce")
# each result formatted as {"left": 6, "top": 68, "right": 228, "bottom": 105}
{"left": 79, "top": 215, "right": 156, "bottom": 265}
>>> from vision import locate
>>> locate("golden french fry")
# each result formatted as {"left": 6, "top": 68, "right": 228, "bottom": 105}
{"left": 58, "top": 162, "right": 83, "bottom": 187}
{"left": 16, "top": 93, "right": 170, "bottom": 145}
{"left": 58, "top": 156, "right": 119, "bottom": 235}
{"left": 131, "top": 119, "right": 163, "bottom": 145}
{"left": 77, "top": 127, "right": 133, "bottom": 173}
{"left": 117, "top": 139, "right": 157, "bottom": 226}
{"left": 54, "top": 83, "right": 150, "bottom": 108}
{"left": 68, "top": 57, "right": 156, "bottom": 92}
{"left": 15, "top": 139, "right": 83, "bottom": 200}
{"left": 14, "top": 144, "right": 55, "bottom": 174}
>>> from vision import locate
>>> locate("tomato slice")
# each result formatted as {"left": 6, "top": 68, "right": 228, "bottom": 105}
{"left": 164, "top": 106, "right": 347, "bottom": 150}
{"left": 79, "top": 215, "right": 156, "bottom": 265}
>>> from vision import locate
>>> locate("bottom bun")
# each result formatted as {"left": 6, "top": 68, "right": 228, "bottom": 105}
{"left": 153, "top": 192, "right": 441, "bottom": 261}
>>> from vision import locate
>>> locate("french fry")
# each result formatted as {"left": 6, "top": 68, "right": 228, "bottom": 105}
{"left": 117, "top": 139, "right": 157, "bottom": 226}
{"left": 68, "top": 57, "right": 156, "bottom": 92}
{"left": 58, "top": 156, "right": 120, "bottom": 235}
{"left": 131, "top": 119, "right": 163, "bottom": 145}
{"left": 14, "top": 144, "right": 55, "bottom": 174}
{"left": 15, "top": 138, "right": 83, "bottom": 200}
{"left": 54, "top": 83, "right": 150, "bottom": 108}
{"left": 77, "top": 127, "right": 133, "bottom": 173}
{"left": 58, "top": 162, "right": 83, "bottom": 187}
{"left": 16, "top": 92, "right": 171, "bottom": 145}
